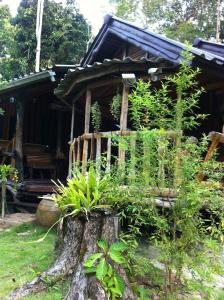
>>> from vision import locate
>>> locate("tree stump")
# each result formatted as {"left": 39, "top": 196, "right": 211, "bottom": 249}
{"left": 8, "top": 210, "right": 135, "bottom": 300}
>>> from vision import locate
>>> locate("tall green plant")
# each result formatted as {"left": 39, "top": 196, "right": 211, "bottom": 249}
{"left": 91, "top": 101, "right": 101, "bottom": 132}
{"left": 0, "top": 164, "right": 17, "bottom": 218}
{"left": 104, "top": 51, "right": 224, "bottom": 297}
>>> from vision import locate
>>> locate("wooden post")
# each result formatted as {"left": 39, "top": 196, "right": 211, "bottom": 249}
{"left": 120, "top": 85, "right": 129, "bottom": 131}
{"left": 70, "top": 103, "right": 75, "bottom": 142}
{"left": 68, "top": 103, "right": 75, "bottom": 177}
{"left": 198, "top": 136, "right": 220, "bottom": 182}
{"left": 119, "top": 84, "right": 129, "bottom": 164}
{"left": 82, "top": 89, "right": 91, "bottom": 173}
{"left": 15, "top": 100, "right": 24, "bottom": 181}
{"left": 56, "top": 110, "right": 62, "bottom": 158}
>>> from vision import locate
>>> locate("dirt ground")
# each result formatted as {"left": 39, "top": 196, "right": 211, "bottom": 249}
{"left": 0, "top": 213, "right": 36, "bottom": 231}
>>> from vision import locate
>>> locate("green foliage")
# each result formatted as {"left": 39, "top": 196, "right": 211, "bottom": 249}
{"left": 0, "top": 1, "right": 90, "bottom": 81}
{"left": 84, "top": 240, "right": 128, "bottom": 299}
{"left": 110, "top": 92, "right": 122, "bottom": 121}
{"left": 129, "top": 49, "right": 205, "bottom": 132}
{"left": 0, "top": 164, "right": 18, "bottom": 183}
{"left": 91, "top": 101, "right": 101, "bottom": 132}
{"left": 104, "top": 53, "right": 224, "bottom": 297}
{"left": 0, "top": 164, "right": 18, "bottom": 218}
{"left": 110, "top": 0, "right": 220, "bottom": 42}
{"left": 50, "top": 166, "right": 110, "bottom": 216}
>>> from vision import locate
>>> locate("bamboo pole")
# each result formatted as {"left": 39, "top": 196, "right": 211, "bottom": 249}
{"left": 96, "top": 135, "right": 101, "bottom": 173}
{"left": 106, "top": 135, "right": 112, "bottom": 172}
{"left": 129, "top": 135, "right": 136, "bottom": 179}
{"left": 35, "top": 0, "right": 45, "bottom": 72}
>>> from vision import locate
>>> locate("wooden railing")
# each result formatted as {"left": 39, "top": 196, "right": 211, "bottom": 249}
{"left": 68, "top": 130, "right": 179, "bottom": 184}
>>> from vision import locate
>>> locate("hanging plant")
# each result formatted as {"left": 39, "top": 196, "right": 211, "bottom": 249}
{"left": 110, "top": 92, "right": 122, "bottom": 121}
{"left": 91, "top": 101, "right": 101, "bottom": 132}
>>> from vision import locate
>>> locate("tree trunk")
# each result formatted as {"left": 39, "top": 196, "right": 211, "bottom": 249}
{"left": 8, "top": 211, "right": 135, "bottom": 300}
{"left": 216, "top": 0, "right": 221, "bottom": 43}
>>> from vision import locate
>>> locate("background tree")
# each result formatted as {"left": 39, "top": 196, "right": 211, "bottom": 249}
{"left": 110, "top": 0, "right": 223, "bottom": 43}
{"left": 13, "top": 0, "right": 89, "bottom": 72}
{"left": 0, "top": 0, "right": 90, "bottom": 81}
{"left": 0, "top": 5, "right": 26, "bottom": 82}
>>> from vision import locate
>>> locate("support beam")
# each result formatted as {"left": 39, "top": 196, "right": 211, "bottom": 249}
{"left": 15, "top": 100, "right": 24, "bottom": 181}
{"left": 84, "top": 89, "right": 91, "bottom": 133}
{"left": 82, "top": 89, "right": 91, "bottom": 173}
{"left": 119, "top": 84, "right": 129, "bottom": 164}
{"left": 70, "top": 103, "right": 75, "bottom": 142}
{"left": 56, "top": 110, "right": 63, "bottom": 158}
{"left": 120, "top": 84, "right": 129, "bottom": 131}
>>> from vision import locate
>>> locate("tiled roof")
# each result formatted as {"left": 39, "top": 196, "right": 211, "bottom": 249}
{"left": 82, "top": 15, "right": 224, "bottom": 67}
{"left": 54, "top": 57, "right": 175, "bottom": 98}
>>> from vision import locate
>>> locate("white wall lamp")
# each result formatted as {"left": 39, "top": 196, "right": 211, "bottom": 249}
{"left": 148, "top": 67, "right": 162, "bottom": 82}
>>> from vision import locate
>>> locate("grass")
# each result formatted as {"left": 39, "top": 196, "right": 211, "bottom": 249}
{"left": 0, "top": 222, "right": 68, "bottom": 299}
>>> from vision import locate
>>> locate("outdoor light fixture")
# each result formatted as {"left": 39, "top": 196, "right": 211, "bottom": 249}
{"left": 148, "top": 67, "right": 162, "bottom": 82}
{"left": 10, "top": 97, "right": 15, "bottom": 103}
{"left": 121, "top": 73, "right": 136, "bottom": 87}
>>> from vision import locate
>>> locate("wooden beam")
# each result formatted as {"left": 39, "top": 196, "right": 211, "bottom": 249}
{"left": 56, "top": 110, "right": 63, "bottom": 160}
{"left": 70, "top": 103, "right": 75, "bottom": 141}
{"left": 82, "top": 89, "right": 91, "bottom": 173}
{"left": 65, "top": 64, "right": 152, "bottom": 97}
{"left": 15, "top": 100, "right": 24, "bottom": 180}
{"left": 84, "top": 89, "right": 91, "bottom": 133}
{"left": 120, "top": 84, "right": 129, "bottom": 131}
{"left": 119, "top": 84, "right": 129, "bottom": 164}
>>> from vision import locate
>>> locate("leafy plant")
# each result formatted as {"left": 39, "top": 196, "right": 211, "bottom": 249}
{"left": 0, "top": 164, "right": 18, "bottom": 218}
{"left": 110, "top": 92, "right": 122, "bottom": 121}
{"left": 83, "top": 239, "right": 128, "bottom": 299}
{"left": 91, "top": 101, "right": 101, "bottom": 132}
{"left": 105, "top": 50, "right": 224, "bottom": 298}
{"left": 50, "top": 166, "right": 109, "bottom": 217}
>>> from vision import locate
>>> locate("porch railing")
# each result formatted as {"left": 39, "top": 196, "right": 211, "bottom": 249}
{"left": 68, "top": 130, "right": 179, "bottom": 188}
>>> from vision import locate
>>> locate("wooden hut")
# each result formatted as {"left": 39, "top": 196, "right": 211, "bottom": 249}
{"left": 54, "top": 15, "right": 224, "bottom": 175}
{"left": 0, "top": 66, "right": 73, "bottom": 207}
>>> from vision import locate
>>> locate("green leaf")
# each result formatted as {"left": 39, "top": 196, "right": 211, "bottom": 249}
{"left": 98, "top": 239, "right": 108, "bottom": 251}
{"left": 114, "top": 274, "right": 125, "bottom": 296}
{"left": 84, "top": 267, "right": 96, "bottom": 274}
{"left": 107, "top": 278, "right": 115, "bottom": 288}
{"left": 109, "top": 242, "right": 128, "bottom": 253}
{"left": 110, "top": 287, "right": 122, "bottom": 297}
{"left": 83, "top": 253, "right": 102, "bottom": 267}
{"left": 109, "top": 250, "right": 125, "bottom": 264}
{"left": 107, "top": 264, "right": 113, "bottom": 277}
{"left": 96, "top": 258, "right": 108, "bottom": 280}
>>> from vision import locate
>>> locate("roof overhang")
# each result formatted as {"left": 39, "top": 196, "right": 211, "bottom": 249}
{"left": 0, "top": 70, "right": 56, "bottom": 100}
{"left": 55, "top": 57, "right": 176, "bottom": 101}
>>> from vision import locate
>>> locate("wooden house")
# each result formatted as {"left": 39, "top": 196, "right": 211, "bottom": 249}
{"left": 0, "top": 66, "right": 73, "bottom": 207}
{"left": 1, "top": 15, "right": 224, "bottom": 207}
{"left": 54, "top": 15, "right": 224, "bottom": 176}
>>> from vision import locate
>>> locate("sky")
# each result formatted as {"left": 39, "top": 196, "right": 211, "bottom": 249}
{"left": 1, "top": 0, "right": 113, "bottom": 34}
